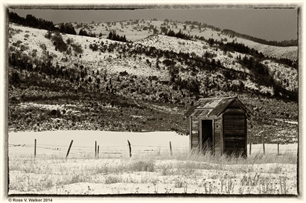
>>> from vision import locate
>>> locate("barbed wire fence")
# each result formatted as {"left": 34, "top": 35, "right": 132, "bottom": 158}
{"left": 8, "top": 139, "right": 190, "bottom": 159}
{"left": 248, "top": 133, "right": 298, "bottom": 156}
{"left": 8, "top": 138, "right": 297, "bottom": 160}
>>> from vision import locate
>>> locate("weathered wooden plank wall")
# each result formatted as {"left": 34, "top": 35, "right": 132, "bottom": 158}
{"left": 191, "top": 119, "right": 199, "bottom": 150}
{"left": 223, "top": 110, "right": 246, "bottom": 155}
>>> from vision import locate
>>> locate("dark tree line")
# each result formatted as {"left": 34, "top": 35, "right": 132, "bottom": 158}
{"left": 8, "top": 11, "right": 79, "bottom": 37}
{"left": 107, "top": 31, "right": 127, "bottom": 42}
{"left": 79, "top": 28, "right": 96, "bottom": 37}
{"left": 219, "top": 41, "right": 265, "bottom": 59}
{"left": 59, "top": 23, "right": 76, "bottom": 35}
{"left": 222, "top": 29, "right": 298, "bottom": 47}
{"left": 184, "top": 20, "right": 222, "bottom": 31}
{"left": 8, "top": 11, "right": 55, "bottom": 31}
{"left": 166, "top": 29, "right": 192, "bottom": 40}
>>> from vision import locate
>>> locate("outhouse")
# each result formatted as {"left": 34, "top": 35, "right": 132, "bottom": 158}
{"left": 185, "top": 96, "right": 250, "bottom": 157}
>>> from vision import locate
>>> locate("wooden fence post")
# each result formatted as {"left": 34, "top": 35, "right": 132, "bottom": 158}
{"left": 277, "top": 143, "right": 280, "bottom": 155}
{"left": 66, "top": 140, "right": 73, "bottom": 159}
{"left": 97, "top": 145, "right": 99, "bottom": 158}
{"left": 169, "top": 141, "right": 172, "bottom": 156}
{"left": 127, "top": 140, "right": 132, "bottom": 157}
{"left": 249, "top": 139, "right": 252, "bottom": 156}
{"left": 34, "top": 139, "right": 37, "bottom": 159}
{"left": 262, "top": 135, "right": 265, "bottom": 155}
{"left": 95, "top": 141, "right": 97, "bottom": 158}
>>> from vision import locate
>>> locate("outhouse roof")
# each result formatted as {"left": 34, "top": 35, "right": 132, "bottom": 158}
{"left": 185, "top": 96, "right": 251, "bottom": 118}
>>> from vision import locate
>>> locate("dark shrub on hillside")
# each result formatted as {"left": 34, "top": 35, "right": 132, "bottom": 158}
{"left": 119, "top": 71, "right": 129, "bottom": 76}
{"left": 49, "top": 109, "right": 61, "bottom": 117}
{"left": 51, "top": 32, "right": 67, "bottom": 52}
{"left": 9, "top": 72, "right": 20, "bottom": 86}
{"left": 71, "top": 43, "right": 83, "bottom": 54}
{"left": 89, "top": 43, "right": 98, "bottom": 51}
{"left": 40, "top": 43, "right": 47, "bottom": 51}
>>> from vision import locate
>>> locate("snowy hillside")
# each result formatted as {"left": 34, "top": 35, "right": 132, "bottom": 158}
{"left": 7, "top": 20, "right": 298, "bottom": 143}
{"left": 72, "top": 19, "right": 298, "bottom": 60}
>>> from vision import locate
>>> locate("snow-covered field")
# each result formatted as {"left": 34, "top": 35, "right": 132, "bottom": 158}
{"left": 8, "top": 131, "right": 298, "bottom": 195}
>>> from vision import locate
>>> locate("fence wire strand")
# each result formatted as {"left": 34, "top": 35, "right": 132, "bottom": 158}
{"left": 9, "top": 139, "right": 297, "bottom": 160}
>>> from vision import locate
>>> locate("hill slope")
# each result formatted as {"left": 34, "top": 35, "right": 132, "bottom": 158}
{"left": 7, "top": 22, "right": 298, "bottom": 144}
{"left": 71, "top": 19, "right": 298, "bottom": 60}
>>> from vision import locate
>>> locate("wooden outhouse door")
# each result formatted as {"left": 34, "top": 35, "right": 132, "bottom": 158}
{"left": 201, "top": 120, "right": 213, "bottom": 152}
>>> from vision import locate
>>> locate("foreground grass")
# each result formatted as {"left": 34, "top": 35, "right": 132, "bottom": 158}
{"left": 8, "top": 151, "right": 297, "bottom": 195}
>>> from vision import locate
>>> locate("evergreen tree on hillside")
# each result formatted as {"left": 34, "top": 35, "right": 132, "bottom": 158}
{"left": 79, "top": 28, "right": 89, "bottom": 36}
{"left": 167, "top": 29, "right": 175, "bottom": 37}
{"left": 108, "top": 31, "right": 113, "bottom": 40}
{"left": 59, "top": 23, "right": 76, "bottom": 35}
